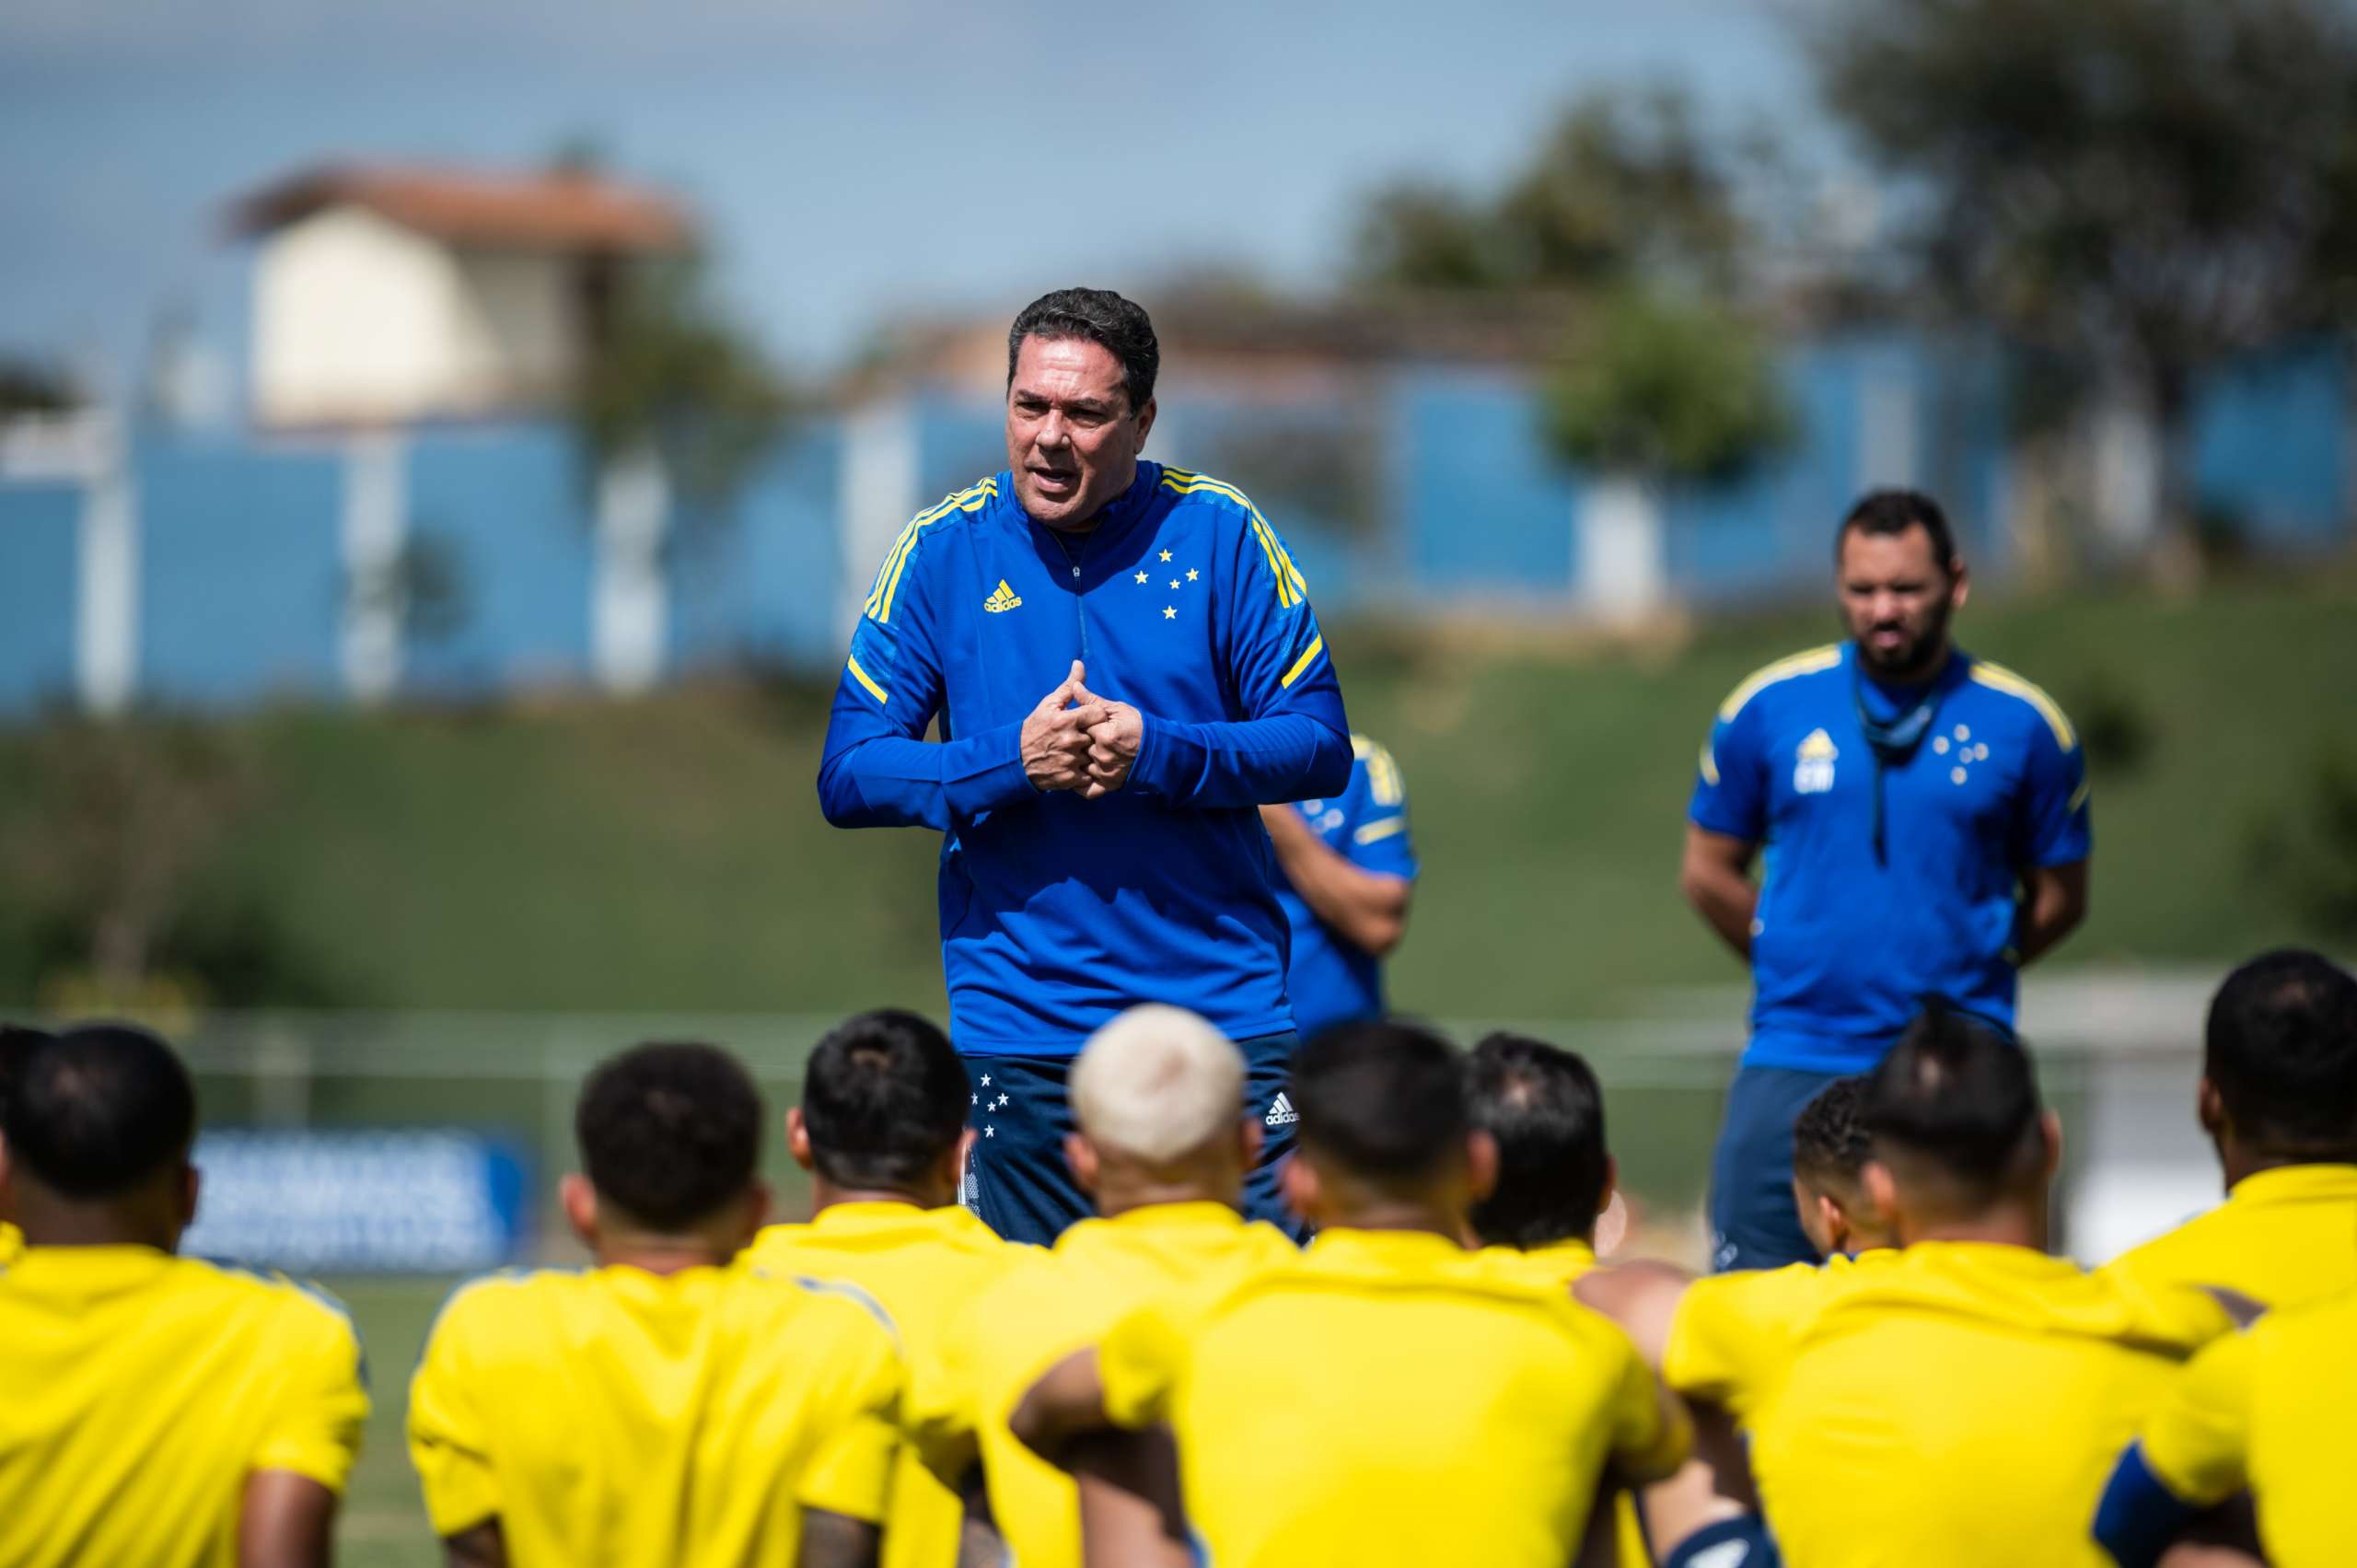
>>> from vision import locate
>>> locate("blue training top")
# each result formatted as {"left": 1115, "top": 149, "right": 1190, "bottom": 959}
{"left": 819, "top": 461, "right": 1351, "bottom": 1056}
{"left": 1688, "top": 641, "right": 2091, "bottom": 1074}
{"left": 1273, "top": 734, "right": 1420, "bottom": 1040}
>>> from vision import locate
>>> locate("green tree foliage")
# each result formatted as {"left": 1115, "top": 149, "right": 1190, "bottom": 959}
{"left": 574, "top": 258, "right": 795, "bottom": 509}
{"left": 1355, "top": 88, "right": 1748, "bottom": 294}
{"left": 1808, "top": 0, "right": 2357, "bottom": 547}
{"left": 1541, "top": 285, "right": 1794, "bottom": 482}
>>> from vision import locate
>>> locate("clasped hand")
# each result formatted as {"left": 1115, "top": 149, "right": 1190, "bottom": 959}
{"left": 1020, "top": 661, "right": 1143, "bottom": 798}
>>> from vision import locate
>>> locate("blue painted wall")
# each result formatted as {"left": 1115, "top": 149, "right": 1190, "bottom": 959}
{"left": 0, "top": 482, "right": 81, "bottom": 711}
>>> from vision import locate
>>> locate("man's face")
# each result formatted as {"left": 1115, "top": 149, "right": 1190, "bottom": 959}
{"left": 1005, "top": 335, "right": 1155, "bottom": 529}
{"left": 1837, "top": 523, "right": 1966, "bottom": 679}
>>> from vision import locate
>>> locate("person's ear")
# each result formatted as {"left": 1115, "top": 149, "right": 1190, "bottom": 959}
{"left": 1132, "top": 396, "right": 1157, "bottom": 449}
{"left": 2038, "top": 1110, "right": 2064, "bottom": 1182}
{"left": 934, "top": 1132, "right": 973, "bottom": 1207}
{"left": 1948, "top": 557, "right": 1970, "bottom": 612}
{"left": 1064, "top": 1132, "right": 1099, "bottom": 1197}
{"left": 1280, "top": 1154, "right": 1320, "bottom": 1224}
{"left": 1861, "top": 1159, "right": 1899, "bottom": 1230}
{"left": 786, "top": 1108, "right": 816, "bottom": 1174}
{"left": 180, "top": 1160, "right": 202, "bottom": 1231}
{"left": 738, "top": 1179, "right": 772, "bottom": 1246}
{"left": 1464, "top": 1130, "right": 1500, "bottom": 1203}
{"left": 1817, "top": 1192, "right": 1851, "bottom": 1255}
{"left": 560, "top": 1173, "right": 599, "bottom": 1250}
{"left": 2195, "top": 1078, "right": 2227, "bottom": 1141}
{"left": 1597, "top": 1155, "right": 1619, "bottom": 1218}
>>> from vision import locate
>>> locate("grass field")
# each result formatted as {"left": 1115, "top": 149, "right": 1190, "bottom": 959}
{"left": 331, "top": 1276, "right": 454, "bottom": 1568}
{"left": 7, "top": 572, "right": 2333, "bottom": 1019}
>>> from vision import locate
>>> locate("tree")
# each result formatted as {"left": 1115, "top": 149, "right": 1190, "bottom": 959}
{"left": 1354, "top": 87, "right": 1752, "bottom": 296}
{"left": 1542, "top": 286, "right": 1795, "bottom": 616}
{"left": 1807, "top": 0, "right": 2357, "bottom": 571}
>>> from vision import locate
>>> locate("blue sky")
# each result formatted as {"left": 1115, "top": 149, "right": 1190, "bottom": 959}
{"left": 0, "top": 0, "right": 1822, "bottom": 399}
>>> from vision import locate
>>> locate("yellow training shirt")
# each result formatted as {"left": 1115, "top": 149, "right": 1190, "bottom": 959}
{"left": 909, "top": 1201, "right": 1295, "bottom": 1568}
{"left": 1100, "top": 1227, "right": 1689, "bottom": 1568}
{"left": 0, "top": 1222, "right": 20, "bottom": 1266}
{"left": 0, "top": 1245, "right": 368, "bottom": 1568}
{"left": 408, "top": 1260, "right": 903, "bottom": 1567}
{"left": 745, "top": 1202, "right": 1026, "bottom": 1568}
{"left": 2139, "top": 1287, "right": 2357, "bottom": 1568}
{"left": 1667, "top": 1242, "right": 2232, "bottom": 1568}
{"left": 2104, "top": 1163, "right": 2357, "bottom": 1307}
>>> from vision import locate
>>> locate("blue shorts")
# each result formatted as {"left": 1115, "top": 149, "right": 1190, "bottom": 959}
{"left": 1707, "top": 1063, "right": 1840, "bottom": 1272}
{"left": 959, "top": 1032, "right": 1304, "bottom": 1247}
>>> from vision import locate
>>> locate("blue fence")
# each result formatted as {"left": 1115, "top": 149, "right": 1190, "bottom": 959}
{"left": 0, "top": 332, "right": 2346, "bottom": 716}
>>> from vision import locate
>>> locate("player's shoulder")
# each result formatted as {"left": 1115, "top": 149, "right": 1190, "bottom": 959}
{"left": 180, "top": 1255, "right": 365, "bottom": 1356}
{"left": 423, "top": 1264, "right": 591, "bottom": 1349}
{"left": 735, "top": 1263, "right": 903, "bottom": 1346}
{"left": 2102, "top": 1206, "right": 2231, "bottom": 1295}
{"left": 864, "top": 474, "right": 1004, "bottom": 622}
{"left": 1348, "top": 733, "right": 1408, "bottom": 807}
{"left": 1962, "top": 655, "right": 2079, "bottom": 753}
{"left": 1714, "top": 643, "right": 1846, "bottom": 724}
{"left": 1158, "top": 466, "right": 1311, "bottom": 594}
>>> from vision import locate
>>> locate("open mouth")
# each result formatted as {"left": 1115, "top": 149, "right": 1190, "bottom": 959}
{"left": 1028, "top": 465, "right": 1079, "bottom": 498}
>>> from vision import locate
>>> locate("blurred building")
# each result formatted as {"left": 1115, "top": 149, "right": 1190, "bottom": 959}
{"left": 229, "top": 164, "right": 695, "bottom": 427}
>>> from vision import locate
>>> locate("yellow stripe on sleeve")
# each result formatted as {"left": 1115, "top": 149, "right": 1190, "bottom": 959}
{"left": 1699, "top": 740, "right": 1721, "bottom": 787}
{"left": 1968, "top": 661, "right": 2078, "bottom": 752}
{"left": 2067, "top": 776, "right": 2092, "bottom": 816}
{"left": 869, "top": 480, "right": 997, "bottom": 625}
{"left": 846, "top": 654, "right": 888, "bottom": 706}
{"left": 1280, "top": 634, "right": 1326, "bottom": 690}
{"left": 1716, "top": 645, "right": 1842, "bottom": 722}
{"left": 1353, "top": 816, "right": 1407, "bottom": 845}
{"left": 1161, "top": 470, "right": 1307, "bottom": 607}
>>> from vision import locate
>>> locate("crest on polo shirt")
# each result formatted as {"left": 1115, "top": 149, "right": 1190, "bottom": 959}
{"left": 1794, "top": 728, "right": 1839, "bottom": 795}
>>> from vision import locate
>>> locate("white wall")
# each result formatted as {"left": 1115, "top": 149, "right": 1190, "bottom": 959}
{"left": 252, "top": 205, "right": 579, "bottom": 425}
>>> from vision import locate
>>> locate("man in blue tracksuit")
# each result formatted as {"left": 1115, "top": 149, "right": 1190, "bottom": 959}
{"left": 1679, "top": 488, "right": 2091, "bottom": 1272}
{"left": 818, "top": 287, "right": 1350, "bottom": 1244}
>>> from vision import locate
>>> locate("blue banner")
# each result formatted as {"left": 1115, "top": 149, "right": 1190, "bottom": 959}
{"left": 183, "top": 1129, "right": 528, "bottom": 1273}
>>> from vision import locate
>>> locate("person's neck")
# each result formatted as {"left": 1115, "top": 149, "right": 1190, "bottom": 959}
{"left": 593, "top": 1230, "right": 739, "bottom": 1275}
{"left": 1330, "top": 1200, "right": 1468, "bottom": 1243}
{"left": 1093, "top": 1179, "right": 1235, "bottom": 1219}
{"left": 809, "top": 1177, "right": 937, "bottom": 1215}
{"left": 17, "top": 1192, "right": 181, "bottom": 1251}
{"left": 1901, "top": 1198, "right": 2047, "bottom": 1252}
{"left": 2221, "top": 1143, "right": 2357, "bottom": 1191}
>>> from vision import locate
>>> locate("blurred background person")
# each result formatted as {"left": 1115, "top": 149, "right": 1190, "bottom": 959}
{"left": 0, "top": 1023, "right": 367, "bottom": 1568}
{"left": 747, "top": 1010, "right": 1021, "bottom": 1568}
{"left": 818, "top": 289, "right": 1350, "bottom": 1245}
{"left": 1260, "top": 732, "right": 1419, "bottom": 1041}
{"left": 408, "top": 1042, "right": 903, "bottom": 1568}
{"left": 1680, "top": 490, "right": 2089, "bottom": 1271}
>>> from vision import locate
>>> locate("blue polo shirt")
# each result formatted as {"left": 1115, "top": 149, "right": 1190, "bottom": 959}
{"left": 1688, "top": 642, "right": 2090, "bottom": 1073}
{"left": 1273, "top": 734, "right": 1420, "bottom": 1039}
{"left": 819, "top": 462, "right": 1351, "bottom": 1055}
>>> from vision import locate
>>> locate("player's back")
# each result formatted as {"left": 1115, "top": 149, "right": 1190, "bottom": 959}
{"left": 1748, "top": 1243, "right": 2231, "bottom": 1567}
{"left": 2104, "top": 1164, "right": 2357, "bottom": 1308}
{"left": 0, "top": 1245, "right": 368, "bottom": 1568}
{"left": 745, "top": 1202, "right": 1025, "bottom": 1568}
{"left": 1109, "top": 1228, "right": 1679, "bottom": 1568}
{"left": 1477, "top": 1236, "right": 1596, "bottom": 1287}
{"left": 916, "top": 1201, "right": 1295, "bottom": 1568}
{"left": 407, "top": 1261, "right": 901, "bottom": 1568}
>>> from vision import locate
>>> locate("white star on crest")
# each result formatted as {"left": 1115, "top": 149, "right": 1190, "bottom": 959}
{"left": 1133, "top": 570, "right": 1148, "bottom": 584}
{"left": 980, "top": 1074, "right": 991, "bottom": 1086}
{"left": 984, "top": 1125, "right": 995, "bottom": 1137}
{"left": 1168, "top": 578, "right": 1180, "bottom": 589}
{"left": 995, "top": 1094, "right": 1010, "bottom": 1109}
{"left": 1164, "top": 606, "right": 1177, "bottom": 620}
{"left": 1159, "top": 549, "right": 1173, "bottom": 563}
{"left": 1186, "top": 568, "right": 1199, "bottom": 581}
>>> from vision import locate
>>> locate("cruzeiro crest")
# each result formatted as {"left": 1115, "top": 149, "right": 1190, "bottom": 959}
{"left": 1794, "top": 728, "right": 1839, "bottom": 795}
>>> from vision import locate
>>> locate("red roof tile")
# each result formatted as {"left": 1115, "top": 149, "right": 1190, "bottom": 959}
{"left": 230, "top": 164, "right": 696, "bottom": 253}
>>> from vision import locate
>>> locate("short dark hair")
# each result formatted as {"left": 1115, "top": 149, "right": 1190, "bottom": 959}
{"left": 2, "top": 1023, "right": 195, "bottom": 1200}
{"left": 2205, "top": 949, "right": 2357, "bottom": 1158}
{"left": 1862, "top": 1003, "right": 2042, "bottom": 1206}
{"left": 1465, "top": 1032, "right": 1609, "bottom": 1249}
{"left": 801, "top": 1009, "right": 969, "bottom": 1192}
{"left": 1290, "top": 1019, "right": 1467, "bottom": 1189}
{"left": 0, "top": 1025, "right": 54, "bottom": 1124}
{"left": 1006, "top": 288, "right": 1159, "bottom": 411}
{"left": 1793, "top": 1074, "right": 1874, "bottom": 1186}
{"left": 575, "top": 1042, "right": 763, "bottom": 1231}
{"left": 1839, "top": 488, "right": 1957, "bottom": 575}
